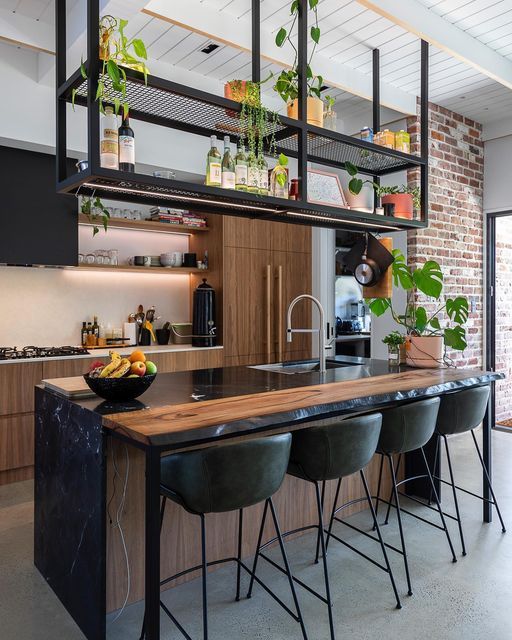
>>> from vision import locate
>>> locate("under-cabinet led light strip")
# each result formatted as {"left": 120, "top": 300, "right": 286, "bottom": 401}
{"left": 284, "top": 211, "right": 403, "bottom": 229}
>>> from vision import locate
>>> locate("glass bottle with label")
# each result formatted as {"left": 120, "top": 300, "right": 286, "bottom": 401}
{"left": 118, "top": 114, "right": 135, "bottom": 172}
{"left": 206, "top": 135, "right": 222, "bottom": 187}
{"left": 92, "top": 316, "right": 100, "bottom": 339}
{"left": 235, "top": 143, "right": 248, "bottom": 191}
{"left": 247, "top": 151, "right": 259, "bottom": 194}
{"left": 100, "top": 106, "right": 119, "bottom": 169}
{"left": 81, "top": 321, "right": 88, "bottom": 347}
{"left": 258, "top": 154, "right": 269, "bottom": 196}
{"left": 221, "top": 136, "right": 235, "bottom": 189}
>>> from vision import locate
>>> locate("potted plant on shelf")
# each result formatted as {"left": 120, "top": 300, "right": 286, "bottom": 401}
{"left": 273, "top": 0, "right": 324, "bottom": 127}
{"left": 382, "top": 331, "right": 406, "bottom": 364}
{"left": 345, "top": 161, "right": 421, "bottom": 219}
{"left": 323, "top": 95, "right": 337, "bottom": 131}
{"left": 367, "top": 249, "right": 469, "bottom": 368}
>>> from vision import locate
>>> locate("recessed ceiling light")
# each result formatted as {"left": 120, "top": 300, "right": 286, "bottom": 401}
{"left": 459, "top": 95, "right": 466, "bottom": 99}
{"left": 201, "top": 43, "right": 220, "bottom": 55}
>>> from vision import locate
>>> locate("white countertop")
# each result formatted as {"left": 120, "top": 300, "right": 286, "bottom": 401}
{"left": 0, "top": 344, "right": 223, "bottom": 365}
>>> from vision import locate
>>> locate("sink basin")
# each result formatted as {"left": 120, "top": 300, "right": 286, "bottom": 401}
{"left": 249, "top": 360, "right": 352, "bottom": 375}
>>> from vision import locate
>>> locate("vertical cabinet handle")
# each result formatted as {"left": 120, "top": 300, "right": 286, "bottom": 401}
{"left": 275, "top": 265, "right": 283, "bottom": 362}
{"left": 266, "top": 264, "right": 272, "bottom": 363}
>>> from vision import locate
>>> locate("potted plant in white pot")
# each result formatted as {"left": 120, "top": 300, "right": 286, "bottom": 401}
{"left": 367, "top": 249, "right": 469, "bottom": 367}
{"left": 382, "top": 331, "right": 406, "bottom": 364}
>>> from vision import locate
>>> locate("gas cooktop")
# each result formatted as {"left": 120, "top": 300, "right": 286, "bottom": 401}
{"left": 0, "top": 346, "right": 90, "bottom": 360}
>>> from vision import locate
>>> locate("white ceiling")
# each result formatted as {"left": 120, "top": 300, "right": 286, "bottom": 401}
{"left": 2, "top": 0, "right": 512, "bottom": 126}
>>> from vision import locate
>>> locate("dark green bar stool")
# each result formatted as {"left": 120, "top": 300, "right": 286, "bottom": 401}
{"left": 374, "top": 397, "right": 457, "bottom": 597}
{"left": 432, "top": 384, "right": 506, "bottom": 556}
{"left": 248, "top": 414, "right": 401, "bottom": 640}
{"left": 140, "top": 433, "right": 308, "bottom": 640}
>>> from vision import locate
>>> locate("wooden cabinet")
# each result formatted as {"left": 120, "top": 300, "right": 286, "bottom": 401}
{"left": 0, "top": 414, "right": 34, "bottom": 472}
{"left": 0, "top": 362, "right": 43, "bottom": 416}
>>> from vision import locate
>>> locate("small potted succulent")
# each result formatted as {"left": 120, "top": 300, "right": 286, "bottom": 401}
{"left": 367, "top": 249, "right": 469, "bottom": 368}
{"left": 382, "top": 331, "right": 406, "bottom": 364}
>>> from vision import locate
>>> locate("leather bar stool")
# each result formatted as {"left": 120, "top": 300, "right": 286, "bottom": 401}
{"left": 248, "top": 414, "right": 401, "bottom": 640}
{"left": 374, "top": 397, "right": 457, "bottom": 597}
{"left": 140, "top": 433, "right": 308, "bottom": 640}
{"left": 432, "top": 384, "right": 506, "bottom": 556}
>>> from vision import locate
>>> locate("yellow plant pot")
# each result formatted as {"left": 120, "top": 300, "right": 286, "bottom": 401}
{"left": 287, "top": 97, "right": 324, "bottom": 127}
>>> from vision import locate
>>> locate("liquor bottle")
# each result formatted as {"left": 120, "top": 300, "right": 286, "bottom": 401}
{"left": 247, "top": 151, "right": 259, "bottom": 194}
{"left": 100, "top": 106, "right": 119, "bottom": 169}
{"left": 87, "top": 322, "right": 93, "bottom": 335}
{"left": 92, "top": 316, "right": 100, "bottom": 339}
{"left": 258, "top": 154, "right": 269, "bottom": 196}
{"left": 221, "top": 136, "right": 235, "bottom": 189}
{"left": 118, "top": 114, "right": 135, "bottom": 172}
{"left": 235, "top": 142, "right": 248, "bottom": 191}
{"left": 206, "top": 135, "right": 222, "bottom": 187}
{"left": 81, "top": 321, "right": 88, "bottom": 347}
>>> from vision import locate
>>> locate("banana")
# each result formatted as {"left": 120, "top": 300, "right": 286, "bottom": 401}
{"left": 108, "top": 358, "right": 131, "bottom": 378}
{"left": 99, "top": 351, "right": 122, "bottom": 378}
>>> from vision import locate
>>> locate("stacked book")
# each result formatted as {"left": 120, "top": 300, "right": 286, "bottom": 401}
{"left": 149, "top": 207, "right": 207, "bottom": 228}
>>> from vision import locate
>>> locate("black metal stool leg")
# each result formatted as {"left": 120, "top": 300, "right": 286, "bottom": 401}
{"left": 315, "top": 480, "right": 326, "bottom": 563}
{"left": 200, "top": 514, "right": 208, "bottom": 640}
{"left": 326, "top": 478, "right": 342, "bottom": 551}
{"left": 420, "top": 447, "right": 457, "bottom": 564}
{"left": 428, "top": 435, "right": 440, "bottom": 506}
{"left": 360, "top": 470, "right": 402, "bottom": 610}
{"left": 247, "top": 499, "right": 269, "bottom": 598}
{"left": 442, "top": 435, "right": 467, "bottom": 556}
{"left": 235, "top": 509, "right": 243, "bottom": 601}
{"left": 373, "top": 455, "right": 384, "bottom": 531}
{"left": 471, "top": 430, "right": 507, "bottom": 533}
{"left": 268, "top": 498, "right": 309, "bottom": 640}
{"left": 314, "top": 481, "right": 336, "bottom": 640}
{"left": 387, "top": 454, "right": 413, "bottom": 596}
{"left": 384, "top": 454, "right": 402, "bottom": 525}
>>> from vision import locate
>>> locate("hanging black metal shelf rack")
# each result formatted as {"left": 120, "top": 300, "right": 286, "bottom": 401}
{"left": 56, "top": 0, "right": 429, "bottom": 232}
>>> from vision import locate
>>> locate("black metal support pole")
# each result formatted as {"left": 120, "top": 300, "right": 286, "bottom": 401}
{"left": 87, "top": 0, "right": 100, "bottom": 173}
{"left": 482, "top": 400, "right": 492, "bottom": 523}
{"left": 55, "top": 0, "right": 67, "bottom": 185}
{"left": 420, "top": 40, "right": 429, "bottom": 225}
{"left": 145, "top": 448, "right": 162, "bottom": 640}
{"left": 372, "top": 48, "right": 380, "bottom": 211}
{"left": 297, "top": 0, "right": 308, "bottom": 202}
{"left": 251, "top": 0, "right": 260, "bottom": 83}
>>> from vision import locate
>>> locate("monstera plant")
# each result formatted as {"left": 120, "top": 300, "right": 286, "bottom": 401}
{"left": 367, "top": 249, "right": 469, "bottom": 366}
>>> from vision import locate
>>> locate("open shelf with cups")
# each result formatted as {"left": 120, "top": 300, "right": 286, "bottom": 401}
{"left": 72, "top": 264, "right": 207, "bottom": 275}
{"left": 56, "top": 0, "right": 430, "bottom": 232}
{"left": 78, "top": 214, "right": 209, "bottom": 235}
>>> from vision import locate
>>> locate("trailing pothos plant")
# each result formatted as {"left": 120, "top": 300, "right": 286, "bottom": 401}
{"left": 367, "top": 249, "right": 470, "bottom": 352}
{"left": 345, "top": 161, "right": 421, "bottom": 210}
{"left": 73, "top": 15, "right": 150, "bottom": 118}
{"left": 273, "top": 0, "right": 323, "bottom": 104}
{"left": 236, "top": 79, "right": 280, "bottom": 161}
{"left": 80, "top": 196, "right": 110, "bottom": 236}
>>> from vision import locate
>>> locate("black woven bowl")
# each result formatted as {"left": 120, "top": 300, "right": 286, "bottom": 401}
{"left": 83, "top": 373, "right": 156, "bottom": 402}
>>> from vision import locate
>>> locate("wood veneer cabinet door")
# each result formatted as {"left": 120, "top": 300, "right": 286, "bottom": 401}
{"left": 0, "top": 363, "right": 43, "bottom": 416}
{"left": 273, "top": 251, "right": 313, "bottom": 362}
{"left": 223, "top": 247, "right": 274, "bottom": 361}
{"left": 271, "top": 221, "right": 312, "bottom": 254}
{"left": 0, "top": 414, "right": 34, "bottom": 471}
{"left": 223, "top": 216, "right": 272, "bottom": 250}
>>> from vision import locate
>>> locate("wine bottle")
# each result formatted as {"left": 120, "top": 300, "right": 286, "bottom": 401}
{"left": 118, "top": 115, "right": 135, "bottom": 172}
{"left": 221, "top": 136, "right": 235, "bottom": 189}
{"left": 92, "top": 316, "right": 100, "bottom": 339}
{"left": 247, "top": 151, "right": 259, "bottom": 194}
{"left": 235, "top": 143, "right": 248, "bottom": 191}
{"left": 206, "top": 135, "right": 222, "bottom": 187}
{"left": 100, "top": 106, "right": 119, "bottom": 169}
{"left": 81, "top": 321, "right": 88, "bottom": 347}
{"left": 258, "top": 154, "right": 269, "bottom": 196}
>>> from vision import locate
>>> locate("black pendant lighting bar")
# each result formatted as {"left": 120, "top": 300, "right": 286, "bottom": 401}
{"left": 55, "top": 0, "right": 430, "bottom": 232}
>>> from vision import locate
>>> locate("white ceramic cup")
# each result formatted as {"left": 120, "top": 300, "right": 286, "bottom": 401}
{"left": 143, "top": 256, "right": 151, "bottom": 267}
{"left": 171, "top": 252, "right": 183, "bottom": 267}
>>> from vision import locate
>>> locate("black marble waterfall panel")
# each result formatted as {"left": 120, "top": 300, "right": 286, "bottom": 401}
{"left": 34, "top": 387, "right": 106, "bottom": 640}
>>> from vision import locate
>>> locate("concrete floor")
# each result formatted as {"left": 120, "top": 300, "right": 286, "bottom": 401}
{"left": 1, "top": 429, "right": 512, "bottom": 640}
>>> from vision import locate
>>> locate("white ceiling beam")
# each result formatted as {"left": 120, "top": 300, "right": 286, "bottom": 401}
{"left": 142, "top": 0, "right": 417, "bottom": 115}
{"left": 357, "top": 0, "right": 512, "bottom": 91}
{"left": 0, "top": 7, "right": 53, "bottom": 55}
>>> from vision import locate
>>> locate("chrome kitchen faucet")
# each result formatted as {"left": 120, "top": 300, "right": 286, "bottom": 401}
{"left": 286, "top": 294, "right": 332, "bottom": 374}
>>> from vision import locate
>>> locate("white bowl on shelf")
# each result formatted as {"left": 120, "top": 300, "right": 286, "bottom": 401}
{"left": 160, "top": 253, "right": 174, "bottom": 267}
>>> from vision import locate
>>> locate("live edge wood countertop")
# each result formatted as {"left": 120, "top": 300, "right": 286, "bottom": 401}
{"left": 77, "top": 356, "right": 503, "bottom": 449}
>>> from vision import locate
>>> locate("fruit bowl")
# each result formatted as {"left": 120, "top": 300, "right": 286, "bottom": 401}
{"left": 84, "top": 373, "right": 157, "bottom": 402}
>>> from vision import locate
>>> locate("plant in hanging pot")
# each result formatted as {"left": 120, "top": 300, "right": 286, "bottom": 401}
{"left": 382, "top": 331, "right": 406, "bottom": 365}
{"left": 367, "top": 249, "right": 469, "bottom": 368}
{"left": 273, "top": 0, "right": 324, "bottom": 127}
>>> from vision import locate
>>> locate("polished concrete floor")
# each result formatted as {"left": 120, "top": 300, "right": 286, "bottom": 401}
{"left": 1, "top": 429, "right": 511, "bottom": 640}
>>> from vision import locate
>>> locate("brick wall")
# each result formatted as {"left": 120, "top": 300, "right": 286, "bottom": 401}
{"left": 407, "top": 102, "right": 484, "bottom": 367}
{"left": 495, "top": 216, "right": 512, "bottom": 424}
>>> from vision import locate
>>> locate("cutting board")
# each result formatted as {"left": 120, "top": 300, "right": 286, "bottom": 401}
{"left": 42, "top": 376, "right": 95, "bottom": 399}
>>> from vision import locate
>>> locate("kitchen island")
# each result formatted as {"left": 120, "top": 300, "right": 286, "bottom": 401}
{"left": 34, "top": 358, "right": 502, "bottom": 640}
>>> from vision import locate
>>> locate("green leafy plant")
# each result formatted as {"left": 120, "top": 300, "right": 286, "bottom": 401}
{"left": 324, "top": 95, "right": 336, "bottom": 111}
{"left": 275, "top": 153, "right": 289, "bottom": 188}
{"left": 382, "top": 331, "right": 405, "bottom": 347}
{"left": 273, "top": 0, "right": 323, "bottom": 104}
{"left": 80, "top": 196, "right": 110, "bottom": 236}
{"left": 367, "top": 249, "right": 469, "bottom": 352}
{"left": 236, "top": 80, "right": 280, "bottom": 161}
{"left": 345, "top": 161, "right": 421, "bottom": 210}
{"left": 73, "top": 15, "right": 150, "bottom": 117}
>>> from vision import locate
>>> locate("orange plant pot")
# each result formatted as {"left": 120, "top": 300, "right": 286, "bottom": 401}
{"left": 381, "top": 193, "right": 414, "bottom": 219}
{"left": 405, "top": 335, "right": 444, "bottom": 368}
{"left": 287, "top": 97, "right": 324, "bottom": 127}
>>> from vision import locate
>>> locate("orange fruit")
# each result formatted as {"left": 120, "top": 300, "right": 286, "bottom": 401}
{"left": 129, "top": 349, "right": 146, "bottom": 363}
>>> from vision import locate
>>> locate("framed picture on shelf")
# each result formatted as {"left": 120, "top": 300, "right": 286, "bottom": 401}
{"left": 307, "top": 169, "right": 348, "bottom": 208}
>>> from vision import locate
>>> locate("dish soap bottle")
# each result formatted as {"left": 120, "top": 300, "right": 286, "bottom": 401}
{"left": 100, "top": 106, "right": 119, "bottom": 169}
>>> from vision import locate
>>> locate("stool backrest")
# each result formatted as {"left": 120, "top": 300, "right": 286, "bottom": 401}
{"left": 379, "top": 397, "right": 440, "bottom": 455}
{"left": 290, "top": 414, "right": 382, "bottom": 481}
{"left": 436, "top": 385, "right": 490, "bottom": 436}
